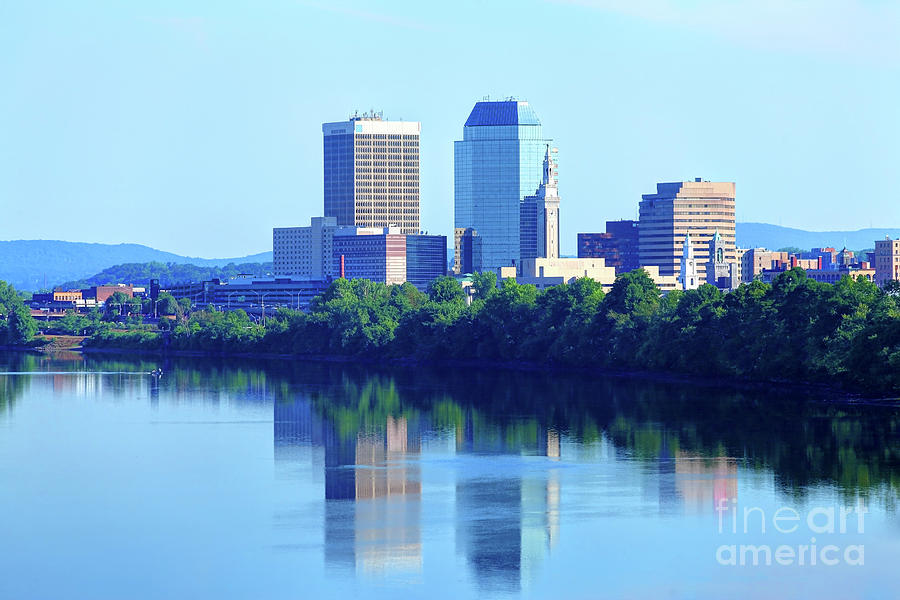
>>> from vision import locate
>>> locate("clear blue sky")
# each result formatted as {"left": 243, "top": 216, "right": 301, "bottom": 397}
{"left": 2, "top": 1, "right": 898, "bottom": 258}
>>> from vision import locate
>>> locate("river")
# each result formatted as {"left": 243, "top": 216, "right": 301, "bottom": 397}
{"left": 0, "top": 351, "right": 898, "bottom": 599}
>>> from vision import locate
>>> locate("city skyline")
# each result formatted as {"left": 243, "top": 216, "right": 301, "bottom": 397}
{"left": 2, "top": 1, "right": 898, "bottom": 258}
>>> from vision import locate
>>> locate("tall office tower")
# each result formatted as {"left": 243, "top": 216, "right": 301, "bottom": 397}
{"left": 323, "top": 113, "right": 420, "bottom": 235}
{"left": 520, "top": 145, "right": 560, "bottom": 262}
{"left": 454, "top": 100, "right": 553, "bottom": 272}
{"left": 273, "top": 216, "right": 337, "bottom": 278}
{"left": 875, "top": 236, "right": 900, "bottom": 287}
{"left": 639, "top": 179, "right": 736, "bottom": 282}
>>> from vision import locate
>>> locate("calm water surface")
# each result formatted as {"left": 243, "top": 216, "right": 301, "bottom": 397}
{"left": 0, "top": 352, "right": 899, "bottom": 599}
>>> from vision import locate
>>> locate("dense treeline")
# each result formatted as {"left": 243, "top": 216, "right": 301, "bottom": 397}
{"left": 81, "top": 268, "right": 900, "bottom": 395}
{"left": 56, "top": 260, "right": 273, "bottom": 289}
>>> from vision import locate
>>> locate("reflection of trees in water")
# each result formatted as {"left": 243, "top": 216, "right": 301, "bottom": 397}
{"left": 8, "top": 351, "right": 899, "bottom": 502}
{"left": 287, "top": 364, "right": 900, "bottom": 505}
{"left": 0, "top": 353, "right": 37, "bottom": 414}
{"left": 0, "top": 374, "right": 26, "bottom": 414}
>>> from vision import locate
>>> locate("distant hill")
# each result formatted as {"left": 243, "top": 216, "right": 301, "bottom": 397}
{"left": 0, "top": 240, "right": 272, "bottom": 291}
{"left": 736, "top": 223, "right": 900, "bottom": 252}
{"left": 57, "top": 261, "right": 274, "bottom": 290}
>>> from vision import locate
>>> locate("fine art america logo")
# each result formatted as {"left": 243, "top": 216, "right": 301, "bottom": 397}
{"left": 715, "top": 498, "right": 867, "bottom": 567}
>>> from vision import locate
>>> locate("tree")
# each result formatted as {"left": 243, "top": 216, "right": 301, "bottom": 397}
{"left": 6, "top": 306, "right": 37, "bottom": 344}
{"left": 883, "top": 280, "right": 900, "bottom": 298}
{"left": 471, "top": 272, "right": 498, "bottom": 301}
{"left": 156, "top": 293, "right": 180, "bottom": 317}
{"left": 428, "top": 276, "right": 465, "bottom": 305}
{"left": 0, "top": 281, "right": 38, "bottom": 344}
{"left": 103, "top": 291, "right": 133, "bottom": 320}
{"left": 604, "top": 269, "right": 661, "bottom": 317}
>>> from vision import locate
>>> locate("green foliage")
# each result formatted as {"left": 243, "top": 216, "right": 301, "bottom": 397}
{"left": 427, "top": 276, "right": 465, "bottom": 305}
{"left": 0, "top": 281, "right": 38, "bottom": 345}
{"left": 470, "top": 271, "right": 498, "bottom": 301}
{"left": 156, "top": 293, "right": 181, "bottom": 317}
{"left": 103, "top": 291, "right": 142, "bottom": 321}
{"left": 83, "top": 330, "right": 162, "bottom": 350}
{"left": 69, "top": 269, "right": 900, "bottom": 395}
{"left": 6, "top": 306, "right": 38, "bottom": 344}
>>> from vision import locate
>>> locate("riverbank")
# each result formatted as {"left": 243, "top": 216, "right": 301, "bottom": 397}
{"left": 0, "top": 335, "right": 84, "bottom": 353}
{"left": 11, "top": 269, "right": 900, "bottom": 399}
{"left": 70, "top": 343, "right": 888, "bottom": 403}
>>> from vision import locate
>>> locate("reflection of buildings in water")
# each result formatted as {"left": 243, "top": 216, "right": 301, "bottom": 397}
{"left": 51, "top": 372, "right": 102, "bottom": 397}
{"left": 674, "top": 452, "right": 738, "bottom": 514}
{"left": 455, "top": 420, "right": 561, "bottom": 592}
{"left": 274, "top": 397, "right": 325, "bottom": 455}
{"left": 149, "top": 375, "right": 159, "bottom": 406}
{"left": 273, "top": 399, "right": 421, "bottom": 573}
{"left": 546, "top": 429, "right": 560, "bottom": 459}
{"left": 456, "top": 478, "right": 522, "bottom": 591}
{"left": 352, "top": 417, "right": 422, "bottom": 573}
{"left": 655, "top": 444, "right": 738, "bottom": 514}
{"left": 456, "top": 414, "right": 560, "bottom": 457}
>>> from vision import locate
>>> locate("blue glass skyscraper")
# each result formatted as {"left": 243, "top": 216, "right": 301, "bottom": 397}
{"left": 454, "top": 100, "right": 553, "bottom": 272}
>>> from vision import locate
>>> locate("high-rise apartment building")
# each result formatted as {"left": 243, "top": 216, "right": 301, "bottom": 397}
{"left": 454, "top": 100, "right": 553, "bottom": 272}
{"left": 323, "top": 113, "right": 420, "bottom": 234}
{"left": 875, "top": 236, "right": 900, "bottom": 287}
{"left": 273, "top": 216, "right": 337, "bottom": 278}
{"left": 520, "top": 145, "right": 560, "bottom": 262}
{"left": 638, "top": 179, "right": 736, "bottom": 282}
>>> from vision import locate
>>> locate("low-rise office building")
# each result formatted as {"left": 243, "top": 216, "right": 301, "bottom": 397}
{"left": 273, "top": 217, "right": 337, "bottom": 279}
{"left": 32, "top": 290, "right": 83, "bottom": 303}
{"left": 759, "top": 265, "right": 875, "bottom": 285}
{"left": 875, "top": 237, "right": 900, "bottom": 287}
{"left": 524, "top": 257, "right": 615, "bottom": 287}
{"left": 274, "top": 218, "right": 447, "bottom": 292}
{"left": 801, "top": 247, "right": 837, "bottom": 270}
{"left": 406, "top": 234, "right": 447, "bottom": 292}
{"left": 166, "top": 278, "right": 331, "bottom": 312}
{"left": 640, "top": 265, "right": 679, "bottom": 293}
{"left": 32, "top": 285, "right": 129, "bottom": 310}
{"left": 495, "top": 261, "right": 678, "bottom": 294}
{"left": 508, "top": 257, "right": 616, "bottom": 291}
{"left": 84, "top": 284, "right": 134, "bottom": 303}
{"left": 577, "top": 220, "right": 639, "bottom": 274}
{"left": 333, "top": 226, "right": 408, "bottom": 285}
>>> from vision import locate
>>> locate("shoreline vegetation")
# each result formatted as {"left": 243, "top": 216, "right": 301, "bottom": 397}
{"left": 4, "top": 268, "right": 900, "bottom": 397}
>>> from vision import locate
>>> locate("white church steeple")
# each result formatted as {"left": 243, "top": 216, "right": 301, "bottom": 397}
{"left": 679, "top": 231, "right": 699, "bottom": 290}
